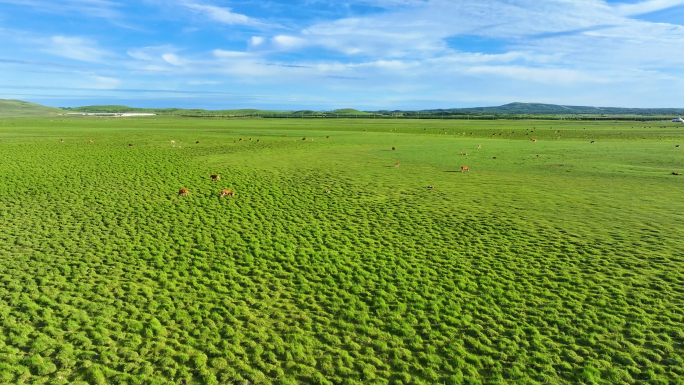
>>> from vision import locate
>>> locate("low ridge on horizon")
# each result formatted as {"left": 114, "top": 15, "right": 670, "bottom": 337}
{"left": 2, "top": 98, "right": 684, "bottom": 117}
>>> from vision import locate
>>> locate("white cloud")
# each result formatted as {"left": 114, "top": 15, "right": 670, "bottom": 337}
{"left": 213, "top": 49, "right": 251, "bottom": 58}
{"left": 162, "top": 53, "right": 183, "bottom": 65}
{"left": 88, "top": 75, "right": 121, "bottom": 89}
{"left": 273, "top": 35, "right": 307, "bottom": 50}
{"left": 44, "top": 36, "right": 109, "bottom": 62}
{"left": 181, "top": 2, "right": 266, "bottom": 27}
{"left": 613, "top": 0, "right": 684, "bottom": 16}
{"left": 250, "top": 36, "right": 265, "bottom": 46}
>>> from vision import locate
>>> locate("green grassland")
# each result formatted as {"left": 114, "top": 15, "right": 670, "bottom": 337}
{"left": 0, "top": 117, "right": 683, "bottom": 385}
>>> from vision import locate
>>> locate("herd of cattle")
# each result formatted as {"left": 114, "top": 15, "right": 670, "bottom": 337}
{"left": 70, "top": 129, "right": 681, "bottom": 198}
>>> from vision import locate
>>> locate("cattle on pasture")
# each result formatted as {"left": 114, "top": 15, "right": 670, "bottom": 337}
{"left": 196, "top": 141, "right": 200, "bottom": 144}
{"left": 210, "top": 175, "right": 220, "bottom": 181}
{"left": 129, "top": 144, "right": 133, "bottom": 146}
{"left": 461, "top": 166, "right": 469, "bottom": 172}
{"left": 428, "top": 186, "right": 435, "bottom": 189}
{"left": 395, "top": 163, "right": 400, "bottom": 167}
{"left": 178, "top": 189, "right": 189, "bottom": 196}
{"left": 221, "top": 190, "right": 234, "bottom": 197}
{"left": 88, "top": 140, "right": 94, "bottom": 143}
{"left": 392, "top": 147, "right": 396, "bottom": 151}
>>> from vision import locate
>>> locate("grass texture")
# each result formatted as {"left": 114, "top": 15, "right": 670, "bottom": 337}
{"left": 0, "top": 117, "right": 683, "bottom": 385}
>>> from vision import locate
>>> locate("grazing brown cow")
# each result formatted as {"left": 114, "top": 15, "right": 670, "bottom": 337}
{"left": 536, "top": 154, "right": 540, "bottom": 157}
{"left": 178, "top": 189, "right": 189, "bottom": 196}
{"left": 461, "top": 166, "right": 469, "bottom": 172}
{"left": 530, "top": 138, "right": 537, "bottom": 142}
{"left": 428, "top": 185, "right": 435, "bottom": 189}
{"left": 303, "top": 137, "right": 307, "bottom": 141}
{"left": 196, "top": 141, "right": 200, "bottom": 144}
{"left": 395, "top": 163, "right": 400, "bottom": 167}
{"left": 286, "top": 134, "right": 289, "bottom": 137}
{"left": 221, "top": 190, "right": 234, "bottom": 197}
{"left": 88, "top": 140, "right": 94, "bottom": 143}
{"left": 129, "top": 144, "right": 134, "bottom": 146}
{"left": 210, "top": 175, "right": 220, "bottom": 181}
{"left": 493, "top": 157, "right": 498, "bottom": 159}
{"left": 327, "top": 136, "right": 331, "bottom": 138}
{"left": 257, "top": 139, "right": 261, "bottom": 143}
{"left": 673, "top": 172, "right": 680, "bottom": 176}
{"left": 239, "top": 138, "right": 243, "bottom": 141}
{"left": 392, "top": 147, "right": 396, "bottom": 151}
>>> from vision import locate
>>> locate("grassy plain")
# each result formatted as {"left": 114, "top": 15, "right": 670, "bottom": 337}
{"left": 0, "top": 117, "right": 683, "bottom": 385}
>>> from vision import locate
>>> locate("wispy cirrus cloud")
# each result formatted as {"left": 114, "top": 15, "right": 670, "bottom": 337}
{"left": 613, "top": 0, "right": 684, "bottom": 16}
{"left": 180, "top": 1, "right": 276, "bottom": 27}
{"left": 43, "top": 36, "right": 112, "bottom": 62}
{"left": 0, "top": 0, "right": 123, "bottom": 19}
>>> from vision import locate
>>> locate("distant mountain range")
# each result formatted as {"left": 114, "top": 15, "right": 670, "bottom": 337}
{"left": 1, "top": 99, "right": 683, "bottom": 117}
{"left": 410, "top": 102, "right": 684, "bottom": 116}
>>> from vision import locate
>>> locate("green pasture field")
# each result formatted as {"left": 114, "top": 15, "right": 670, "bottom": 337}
{"left": 0, "top": 117, "right": 683, "bottom": 385}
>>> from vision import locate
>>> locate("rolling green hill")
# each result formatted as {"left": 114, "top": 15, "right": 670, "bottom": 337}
{"left": 0, "top": 99, "right": 62, "bottom": 118}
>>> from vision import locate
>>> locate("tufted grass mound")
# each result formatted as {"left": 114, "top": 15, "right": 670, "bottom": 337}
{"left": 0, "top": 117, "right": 682, "bottom": 385}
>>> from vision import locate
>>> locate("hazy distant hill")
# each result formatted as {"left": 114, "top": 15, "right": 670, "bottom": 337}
{"left": 0, "top": 99, "right": 62, "bottom": 118}
{"left": 418, "top": 102, "right": 684, "bottom": 115}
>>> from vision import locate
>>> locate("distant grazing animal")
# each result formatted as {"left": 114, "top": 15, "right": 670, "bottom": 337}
{"left": 221, "top": 190, "right": 234, "bottom": 197}
{"left": 303, "top": 137, "right": 307, "bottom": 141}
{"left": 210, "top": 175, "right": 220, "bottom": 181}
{"left": 88, "top": 140, "right": 94, "bottom": 143}
{"left": 673, "top": 172, "right": 680, "bottom": 176}
{"left": 536, "top": 154, "right": 540, "bottom": 157}
{"left": 428, "top": 185, "right": 435, "bottom": 189}
{"left": 395, "top": 163, "right": 400, "bottom": 167}
{"left": 239, "top": 138, "right": 243, "bottom": 141}
{"left": 178, "top": 188, "right": 189, "bottom": 196}
{"left": 392, "top": 147, "right": 396, "bottom": 151}
{"left": 257, "top": 139, "right": 261, "bottom": 143}
{"left": 325, "top": 190, "right": 332, "bottom": 193}
{"left": 461, "top": 166, "right": 469, "bottom": 172}
{"left": 249, "top": 138, "right": 252, "bottom": 141}
{"left": 493, "top": 157, "right": 498, "bottom": 159}
{"left": 234, "top": 140, "right": 236, "bottom": 143}
{"left": 327, "top": 136, "right": 331, "bottom": 138}
{"left": 676, "top": 145, "right": 680, "bottom": 148}
{"left": 364, "top": 130, "right": 367, "bottom": 132}
{"left": 60, "top": 139, "right": 64, "bottom": 142}
{"left": 171, "top": 140, "right": 175, "bottom": 144}
{"left": 478, "top": 145, "right": 481, "bottom": 149}
{"left": 591, "top": 141, "right": 595, "bottom": 143}
{"left": 129, "top": 144, "right": 133, "bottom": 146}
{"left": 286, "top": 134, "right": 289, "bottom": 137}
{"left": 530, "top": 138, "right": 537, "bottom": 142}
{"left": 196, "top": 141, "right": 200, "bottom": 144}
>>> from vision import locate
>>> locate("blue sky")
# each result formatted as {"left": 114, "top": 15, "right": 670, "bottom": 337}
{"left": 1, "top": 0, "right": 683, "bottom": 110}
